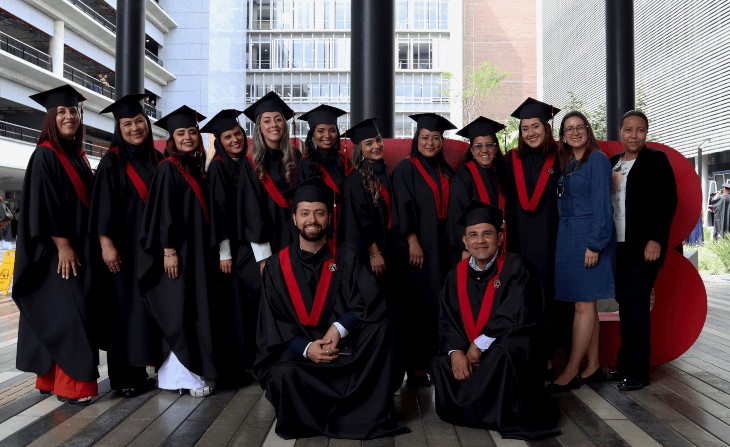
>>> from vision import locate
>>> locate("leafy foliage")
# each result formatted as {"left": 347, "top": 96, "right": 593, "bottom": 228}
{"left": 698, "top": 231, "right": 730, "bottom": 275}
{"left": 441, "top": 62, "right": 511, "bottom": 128}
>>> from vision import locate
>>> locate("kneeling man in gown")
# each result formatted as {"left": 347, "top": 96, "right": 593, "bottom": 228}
{"left": 431, "top": 201, "right": 560, "bottom": 440}
{"left": 253, "top": 178, "right": 409, "bottom": 440}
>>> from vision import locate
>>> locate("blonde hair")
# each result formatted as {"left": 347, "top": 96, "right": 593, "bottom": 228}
{"left": 251, "top": 113, "right": 297, "bottom": 183}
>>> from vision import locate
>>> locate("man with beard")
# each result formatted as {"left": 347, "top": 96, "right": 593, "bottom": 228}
{"left": 430, "top": 201, "right": 560, "bottom": 440}
{"left": 253, "top": 177, "right": 408, "bottom": 440}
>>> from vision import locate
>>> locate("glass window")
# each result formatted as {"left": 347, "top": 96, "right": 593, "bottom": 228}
{"left": 398, "top": 42, "right": 409, "bottom": 69}
{"left": 330, "top": 83, "right": 339, "bottom": 97}
{"left": 428, "top": 1, "right": 438, "bottom": 29}
{"left": 312, "top": 84, "right": 321, "bottom": 97}
{"left": 395, "top": 80, "right": 403, "bottom": 97}
{"left": 324, "top": 0, "right": 332, "bottom": 29}
{"left": 260, "top": 42, "right": 271, "bottom": 69}
{"left": 296, "top": 1, "right": 314, "bottom": 29}
{"left": 413, "top": 41, "right": 431, "bottom": 69}
{"left": 334, "top": 38, "right": 349, "bottom": 69}
{"left": 304, "top": 40, "right": 314, "bottom": 69}
{"left": 335, "top": 0, "right": 350, "bottom": 29}
{"left": 414, "top": 1, "right": 426, "bottom": 29}
{"left": 397, "top": 1, "right": 408, "bottom": 29}
{"left": 316, "top": 39, "right": 329, "bottom": 68}
{"left": 293, "top": 40, "right": 303, "bottom": 68}
{"left": 403, "top": 83, "right": 413, "bottom": 97}
{"left": 440, "top": 2, "right": 448, "bottom": 29}
{"left": 340, "top": 83, "right": 349, "bottom": 98}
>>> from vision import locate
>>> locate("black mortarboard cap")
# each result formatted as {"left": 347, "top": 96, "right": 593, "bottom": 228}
{"left": 200, "top": 109, "right": 244, "bottom": 136}
{"left": 284, "top": 177, "right": 342, "bottom": 208}
{"left": 29, "top": 85, "right": 85, "bottom": 111}
{"left": 457, "top": 200, "right": 508, "bottom": 229}
{"left": 510, "top": 97, "right": 560, "bottom": 121}
{"left": 344, "top": 118, "right": 380, "bottom": 145}
{"left": 456, "top": 116, "right": 506, "bottom": 141}
{"left": 298, "top": 104, "right": 347, "bottom": 128}
{"left": 243, "top": 91, "right": 294, "bottom": 123}
{"left": 100, "top": 94, "right": 146, "bottom": 120}
{"left": 723, "top": 181, "right": 730, "bottom": 189}
{"left": 154, "top": 105, "right": 206, "bottom": 133}
{"left": 409, "top": 113, "right": 457, "bottom": 133}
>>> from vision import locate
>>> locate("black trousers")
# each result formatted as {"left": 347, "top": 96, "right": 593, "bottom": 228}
{"left": 614, "top": 243, "right": 660, "bottom": 383}
{"left": 107, "top": 349, "right": 149, "bottom": 391}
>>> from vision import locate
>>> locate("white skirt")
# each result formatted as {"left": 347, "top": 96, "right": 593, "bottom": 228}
{"left": 157, "top": 351, "right": 214, "bottom": 390}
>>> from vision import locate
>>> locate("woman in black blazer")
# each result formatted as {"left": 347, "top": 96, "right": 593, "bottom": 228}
{"left": 607, "top": 110, "right": 677, "bottom": 391}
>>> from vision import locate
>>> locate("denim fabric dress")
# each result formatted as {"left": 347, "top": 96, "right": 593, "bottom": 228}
{"left": 555, "top": 151, "right": 617, "bottom": 302}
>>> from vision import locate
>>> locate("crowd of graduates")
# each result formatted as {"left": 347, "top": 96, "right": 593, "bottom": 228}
{"left": 11, "top": 84, "right": 677, "bottom": 441}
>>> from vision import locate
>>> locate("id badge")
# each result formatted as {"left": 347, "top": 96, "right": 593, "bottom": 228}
{"left": 557, "top": 182, "right": 564, "bottom": 199}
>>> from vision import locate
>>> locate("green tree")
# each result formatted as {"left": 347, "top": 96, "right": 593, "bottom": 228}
{"left": 440, "top": 61, "right": 511, "bottom": 127}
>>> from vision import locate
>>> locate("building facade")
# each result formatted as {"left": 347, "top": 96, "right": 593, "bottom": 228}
{"left": 540, "top": 0, "right": 730, "bottom": 205}
{"left": 243, "top": 0, "right": 462, "bottom": 138}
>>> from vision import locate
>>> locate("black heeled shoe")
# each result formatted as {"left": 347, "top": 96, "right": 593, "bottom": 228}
{"left": 39, "top": 390, "right": 51, "bottom": 395}
{"left": 605, "top": 370, "right": 626, "bottom": 381}
{"left": 580, "top": 366, "right": 605, "bottom": 385}
{"left": 545, "top": 375, "right": 582, "bottom": 393}
{"left": 57, "top": 395, "right": 92, "bottom": 406}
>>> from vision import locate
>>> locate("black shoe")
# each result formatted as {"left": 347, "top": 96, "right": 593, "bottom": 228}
{"left": 580, "top": 366, "right": 605, "bottom": 385}
{"left": 617, "top": 378, "right": 648, "bottom": 391}
{"left": 57, "top": 395, "right": 92, "bottom": 406}
{"left": 545, "top": 375, "right": 582, "bottom": 393}
{"left": 121, "top": 388, "right": 140, "bottom": 398}
{"left": 407, "top": 373, "right": 431, "bottom": 388}
{"left": 145, "top": 377, "right": 157, "bottom": 389}
{"left": 39, "top": 390, "right": 52, "bottom": 395}
{"left": 605, "top": 370, "right": 626, "bottom": 381}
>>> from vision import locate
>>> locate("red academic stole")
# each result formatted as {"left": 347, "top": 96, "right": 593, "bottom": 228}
{"left": 457, "top": 256, "right": 504, "bottom": 342}
{"left": 246, "top": 153, "right": 291, "bottom": 209}
{"left": 512, "top": 152, "right": 557, "bottom": 212}
{"left": 40, "top": 141, "right": 92, "bottom": 208}
{"left": 214, "top": 155, "right": 238, "bottom": 187}
{"left": 110, "top": 147, "right": 149, "bottom": 203}
{"left": 408, "top": 156, "right": 449, "bottom": 220}
{"left": 379, "top": 185, "right": 393, "bottom": 229}
{"left": 280, "top": 239, "right": 337, "bottom": 327}
{"left": 466, "top": 161, "right": 505, "bottom": 210}
{"left": 163, "top": 158, "right": 210, "bottom": 223}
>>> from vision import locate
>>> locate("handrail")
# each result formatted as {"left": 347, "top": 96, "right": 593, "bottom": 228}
{"left": 83, "top": 140, "right": 110, "bottom": 158}
{"left": 0, "top": 31, "right": 53, "bottom": 71}
{"left": 144, "top": 103, "right": 160, "bottom": 119}
{"left": 66, "top": 0, "right": 116, "bottom": 33}
{"left": 0, "top": 120, "right": 41, "bottom": 144}
{"left": 63, "top": 63, "right": 116, "bottom": 99}
{"left": 145, "top": 49, "right": 163, "bottom": 67}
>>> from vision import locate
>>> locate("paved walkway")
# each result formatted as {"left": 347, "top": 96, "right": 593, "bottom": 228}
{"left": 0, "top": 249, "right": 728, "bottom": 446}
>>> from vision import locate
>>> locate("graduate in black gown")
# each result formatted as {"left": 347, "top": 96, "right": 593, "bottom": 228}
{"left": 14, "top": 85, "right": 98, "bottom": 405}
{"left": 503, "top": 98, "right": 567, "bottom": 375}
{"left": 294, "top": 105, "right": 349, "bottom": 240}
{"left": 253, "top": 177, "right": 409, "bottom": 440}
{"left": 201, "top": 109, "right": 258, "bottom": 387}
{"left": 431, "top": 201, "right": 560, "bottom": 440}
{"left": 391, "top": 113, "right": 456, "bottom": 386}
{"left": 89, "top": 95, "right": 163, "bottom": 397}
{"left": 447, "top": 117, "right": 511, "bottom": 265}
{"left": 138, "top": 106, "right": 218, "bottom": 396}
{"left": 237, "top": 91, "right": 301, "bottom": 274}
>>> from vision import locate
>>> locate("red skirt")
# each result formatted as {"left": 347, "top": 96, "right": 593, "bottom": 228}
{"left": 36, "top": 362, "right": 98, "bottom": 399}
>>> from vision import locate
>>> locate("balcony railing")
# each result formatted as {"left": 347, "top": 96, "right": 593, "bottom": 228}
{"left": 145, "top": 49, "right": 163, "bottom": 67}
{"left": 63, "top": 64, "right": 116, "bottom": 99}
{"left": 144, "top": 103, "right": 160, "bottom": 119}
{"left": 0, "top": 120, "right": 41, "bottom": 144}
{"left": 66, "top": 0, "right": 116, "bottom": 33}
{"left": 0, "top": 31, "right": 53, "bottom": 71}
{"left": 83, "top": 141, "right": 110, "bottom": 158}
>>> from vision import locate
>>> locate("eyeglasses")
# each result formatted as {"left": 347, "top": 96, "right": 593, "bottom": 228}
{"left": 473, "top": 143, "right": 498, "bottom": 150}
{"left": 564, "top": 125, "right": 588, "bottom": 134}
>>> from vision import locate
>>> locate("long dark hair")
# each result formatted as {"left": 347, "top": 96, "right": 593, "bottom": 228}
{"left": 558, "top": 111, "right": 601, "bottom": 173}
{"left": 514, "top": 118, "right": 558, "bottom": 159}
{"left": 251, "top": 113, "right": 297, "bottom": 183}
{"left": 351, "top": 137, "right": 384, "bottom": 206}
{"left": 410, "top": 127, "right": 452, "bottom": 173}
{"left": 304, "top": 125, "right": 343, "bottom": 179}
{"left": 459, "top": 137, "right": 511, "bottom": 194}
{"left": 38, "top": 106, "right": 83, "bottom": 156}
{"left": 110, "top": 113, "right": 163, "bottom": 164}
{"left": 163, "top": 128, "right": 208, "bottom": 183}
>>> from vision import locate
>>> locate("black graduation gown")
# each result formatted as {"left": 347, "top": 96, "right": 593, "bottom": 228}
{"left": 88, "top": 144, "right": 162, "bottom": 372}
{"left": 237, "top": 147, "right": 301, "bottom": 254}
{"left": 253, "top": 242, "right": 409, "bottom": 440}
{"left": 503, "top": 149, "right": 570, "bottom": 347}
{"left": 447, "top": 162, "right": 502, "bottom": 265}
{"left": 13, "top": 139, "right": 99, "bottom": 382}
{"left": 391, "top": 153, "right": 454, "bottom": 370}
{"left": 430, "top": 253, "right": 560, "bottom": 440}
{"left": 710, "top": 194, "right": 730, "bottom": 239}
{"left": 138, "top": 155, "right": 217, "bottom": 379}
{"left": 208, "top": 147, "right": 260, "bottom": 376}
{"left": 294, "top": 148, "right": 348, "bottom": 240}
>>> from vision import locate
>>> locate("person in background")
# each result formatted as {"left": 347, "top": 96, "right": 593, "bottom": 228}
{"left": 546, "top": 112, "right": 616, "bottom": 392}
{"left": 606, "top": 110, "right": 677, "bottom": 391}
{"left": 710, "top": 182, "right": 730, "bottom": 239}
{"left": 391, "top": 113, "right": 456, "bottom": 387}
{"left": 0, "top": 196, "right": 13, "bottom": 249}
{"left": 14, "top": 85, "right": 98, "bottom": 405}
{"left": 138, "top": 106, "right": 218, "bottom": 397}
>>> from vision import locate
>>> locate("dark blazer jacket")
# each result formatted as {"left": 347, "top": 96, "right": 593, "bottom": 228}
{"left": 610, "top": 146, "right": 677, "bottom": 268}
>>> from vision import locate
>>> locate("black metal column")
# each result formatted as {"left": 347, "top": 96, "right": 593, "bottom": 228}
{"left": 351, "top": 0, "right": 395, "bottom": 138}
{"left": 605, "top": 0, "right": 635, "bottom": 141}
{"left": 115, "top": 0, "right": 146, "bottom": 98}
